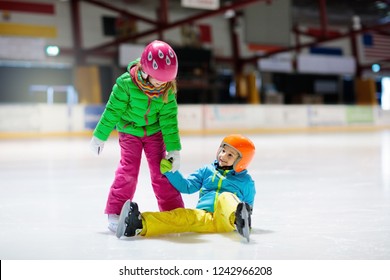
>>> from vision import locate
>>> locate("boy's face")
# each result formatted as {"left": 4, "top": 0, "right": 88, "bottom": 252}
{"left": 218, "top": 145, "right": 239, "bottom": 168}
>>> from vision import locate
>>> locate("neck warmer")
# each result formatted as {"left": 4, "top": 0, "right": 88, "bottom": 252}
{"left": 217, "top": 163, "right": 233, "bottom": 171}
{"left": 131, "top": 65, "right": 168, "bottom": 99}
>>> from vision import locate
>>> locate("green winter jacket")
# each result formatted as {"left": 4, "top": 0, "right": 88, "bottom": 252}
{"left": 93, "top": 59, "right": 181, "bottom": 152}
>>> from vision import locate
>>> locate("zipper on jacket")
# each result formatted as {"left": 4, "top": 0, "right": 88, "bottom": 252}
{"left": 124, "top": 121, "right": 134, "bottom": 129}
{"left": 212, "top": 169, "right": 230, "bottom": 209}
{"left": 143, "top": 98, "right": 152, "bottom": 136}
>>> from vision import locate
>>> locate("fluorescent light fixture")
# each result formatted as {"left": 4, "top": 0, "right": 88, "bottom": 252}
{"left": 45, "top": 45, "right": 60, "bottom": 56}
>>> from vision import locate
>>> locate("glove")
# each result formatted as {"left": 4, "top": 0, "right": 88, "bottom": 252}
{"left": 166, "top": 150, "right": 180, "bottom": 172}
{"left": 89, "top": 136, "right": 105, "bottom": 156}
{"left": 160, "top": 159, "right": 172, "bottom": 174}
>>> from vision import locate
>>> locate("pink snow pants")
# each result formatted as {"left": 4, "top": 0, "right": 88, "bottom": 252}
{"left": 105, "top": 131, "right": 184, "bottom": 214}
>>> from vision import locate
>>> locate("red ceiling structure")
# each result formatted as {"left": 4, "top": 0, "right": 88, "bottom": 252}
{"left": 1, "top": 0, "right": 390, "bottom": 74}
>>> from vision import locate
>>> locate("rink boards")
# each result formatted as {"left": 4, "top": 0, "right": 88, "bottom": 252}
{"left": 0, "top": 104, "right": 390, "bottom": 138}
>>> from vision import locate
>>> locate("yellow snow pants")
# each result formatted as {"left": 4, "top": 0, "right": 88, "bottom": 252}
{"left": 140, "top": 192, "right": 240, "bottom": 237}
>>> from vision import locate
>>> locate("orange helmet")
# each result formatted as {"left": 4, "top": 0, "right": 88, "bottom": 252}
{"left": 218, "top": 134, "right": 255, "bottom": 172}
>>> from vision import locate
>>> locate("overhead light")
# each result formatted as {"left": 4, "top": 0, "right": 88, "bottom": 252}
{"left": 224, "top": 9, "right": 235, "bottom": 18}
{"left": 46, "top": 45, "right": 60, "bottom": 56}
{"left": 352, "top": 15, "right": 361, "bottom": 30}
{"left": 375, "top": 1, "right": 387, "bottom": 10}
{"left": 372, "top": 63, "right": 381, "bottom": 73}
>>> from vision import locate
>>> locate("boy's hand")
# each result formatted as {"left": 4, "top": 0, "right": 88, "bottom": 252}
{"left": 160, "top": 159, "right": 173, "bottom": 174}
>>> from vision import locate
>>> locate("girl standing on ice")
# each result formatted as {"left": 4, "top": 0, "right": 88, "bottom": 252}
{"left": 89, "top": 40, "right": 184, "bottom": 232}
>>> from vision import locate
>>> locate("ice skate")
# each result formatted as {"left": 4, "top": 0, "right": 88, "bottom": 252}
{"left": 235, "top": 202, "right": 251, "bottom": 242}
{"left": 116, "top": 200, "right": 143, "bottom": 239}
{"left": 107, "top": 214, "right": 119, "bottom": 233}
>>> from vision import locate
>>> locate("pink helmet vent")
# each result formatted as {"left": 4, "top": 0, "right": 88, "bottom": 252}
{"left": 152, "top": 60, "right": 158, "bottom": 70}
{"left": 140, "top": 40, "right": 178, "bottom": 82}
{"left": 158, "top": 49, "right": 164, "bottom": 59}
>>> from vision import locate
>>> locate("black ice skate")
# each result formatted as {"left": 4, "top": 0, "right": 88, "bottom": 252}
{"left": 235, "top": 202, "right": 252, "bottom": 242}
{"left": 116, "top": 200, "right": 143, "bottom": 239}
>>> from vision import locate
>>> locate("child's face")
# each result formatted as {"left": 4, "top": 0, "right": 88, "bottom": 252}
{"left": 218, "top": 145, "right": 239, "bottom": 167}
{"left": 148, "top": 76, "right": 166, "bottom": 87}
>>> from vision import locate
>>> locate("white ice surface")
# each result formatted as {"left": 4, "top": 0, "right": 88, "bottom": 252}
{"left": 1, "top": 131, "right": 390, "bottom": 260}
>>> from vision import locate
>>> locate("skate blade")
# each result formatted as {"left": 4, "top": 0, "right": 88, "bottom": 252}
{"left": 241, "top": 205, "right": 250, "bottom": 242}
{"left": 116, "top": 200, "right": 131, "bottom": 239}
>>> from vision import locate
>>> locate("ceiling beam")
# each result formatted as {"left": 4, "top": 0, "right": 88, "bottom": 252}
{"left": 83, "top": 0, "right": 266, "bottom": 55}
{"left": 241, "top": 21, "right": 390, "bottom": 65}
{"left": 82, "top": 0, "right": 158, "bottom": 25}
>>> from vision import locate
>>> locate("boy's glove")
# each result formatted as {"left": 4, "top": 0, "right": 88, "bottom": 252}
{"left": 166, "top": 150, "right": 180, "bottom": 172}
{"left": 160, "top": 159, "right": 173, "bottom": 174}
{"left": 89, "top": 136, "right": 105, "bottom": 156}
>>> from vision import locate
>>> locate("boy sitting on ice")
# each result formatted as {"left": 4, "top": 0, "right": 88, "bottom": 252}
{"left": 116, "top": 134, "right": 256, "bottom": 242}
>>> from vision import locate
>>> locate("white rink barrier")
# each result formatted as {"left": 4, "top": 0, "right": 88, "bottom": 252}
{"left": 0, "top": 104, "right": 390, "bottom": 137}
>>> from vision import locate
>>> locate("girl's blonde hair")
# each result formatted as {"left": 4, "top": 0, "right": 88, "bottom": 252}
{"left": 163, "top": 80, "right": 177, "bottom": 103}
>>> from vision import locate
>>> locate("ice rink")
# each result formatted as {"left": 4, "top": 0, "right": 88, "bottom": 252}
{"left": 1, "top": 130, "right": 390, "bottom": 260}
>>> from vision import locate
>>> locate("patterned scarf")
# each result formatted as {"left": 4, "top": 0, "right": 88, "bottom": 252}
{"left": 131, "top": 65, "right": 168, "bottom": 99}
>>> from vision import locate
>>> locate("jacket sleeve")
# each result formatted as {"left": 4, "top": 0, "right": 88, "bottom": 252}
{"left": 93, "top": 74, "right": 130, "bottom": 141}
{"left": 165, "top": 167, "right": 205, "bottom": 194}
{"left": 158, "top": 92, "right": 181, "bottom": 152}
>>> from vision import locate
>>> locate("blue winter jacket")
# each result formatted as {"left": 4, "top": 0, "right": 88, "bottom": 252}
{"left": 165, "top": 161, "right": 256, "bottom": 213}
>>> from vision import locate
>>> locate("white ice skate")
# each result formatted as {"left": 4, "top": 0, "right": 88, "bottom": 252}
{"left": 107, "top": 214, "right": 119, "bottom": 233}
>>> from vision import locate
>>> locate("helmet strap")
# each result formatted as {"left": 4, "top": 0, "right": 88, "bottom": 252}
{"left": 140, "top": 70, "right": 148, "bottom": 80}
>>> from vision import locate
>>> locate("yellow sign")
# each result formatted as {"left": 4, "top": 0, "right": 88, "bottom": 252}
{"left": 0, "top": 22, "right": 57, "bottom": 38}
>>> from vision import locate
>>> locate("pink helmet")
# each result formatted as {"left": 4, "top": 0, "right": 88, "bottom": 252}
{"left": 140, "top": 40, "right": 178, "bottom": 82}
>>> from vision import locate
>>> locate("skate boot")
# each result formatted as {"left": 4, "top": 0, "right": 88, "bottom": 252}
{"left": 235, "top": 202, "right": 252, "bottom": 242}
{"left": 107, "top": 214, "right": 119, "bottom": 233}
{"left": 116, "top": 200, "right": 143, "bottom": 239}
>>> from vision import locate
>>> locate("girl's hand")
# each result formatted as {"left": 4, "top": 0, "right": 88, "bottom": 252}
{"left": 166, "top": 150, "right": 180, "bottom": 172}
{"left": 89, "top": 136, "right": 105, "bottom": 156}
